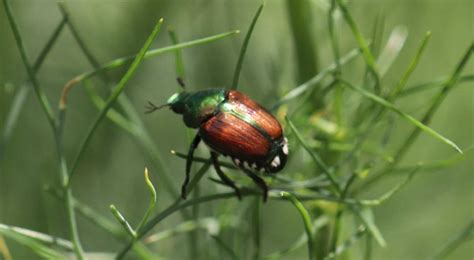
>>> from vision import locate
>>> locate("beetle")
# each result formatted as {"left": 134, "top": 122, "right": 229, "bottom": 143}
{"left": 147, "top": 83, "right": 288, "bottom": 202}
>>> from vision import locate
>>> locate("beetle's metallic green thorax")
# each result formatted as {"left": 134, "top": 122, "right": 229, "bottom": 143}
{"left": 167, "top": 89, "right": 226, "bottom": 128}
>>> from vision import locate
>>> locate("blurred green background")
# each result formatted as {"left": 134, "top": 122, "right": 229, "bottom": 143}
{"left": 0, "top": 0, "right": 472, "bottom": 259}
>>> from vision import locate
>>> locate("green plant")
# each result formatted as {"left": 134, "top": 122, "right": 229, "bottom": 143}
{"left": 1, "top": 1, "right": 472, "bottom": 259}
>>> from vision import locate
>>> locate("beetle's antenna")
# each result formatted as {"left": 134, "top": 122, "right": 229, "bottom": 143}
{"left": 145, "top": 101, "right": 168, "bottom": 114}
{"left": 176, "top": 77, "right": 186, "bottom": 89}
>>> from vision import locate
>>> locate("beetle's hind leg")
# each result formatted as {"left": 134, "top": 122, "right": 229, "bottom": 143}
{"left": 242, "top": 168, "right": 268, "bottom": 202}
{"left": 211, "top": 152, "right": 242, "bottom": 200}
{"left": 182, "top": 134, "right": 201, "bottom": 199}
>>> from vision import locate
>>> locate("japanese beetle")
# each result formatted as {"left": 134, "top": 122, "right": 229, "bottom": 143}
{"left": 147, "top": 83, "right": 288, "bottom": 202}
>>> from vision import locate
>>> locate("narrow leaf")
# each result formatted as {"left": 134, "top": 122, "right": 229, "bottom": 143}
{"left": 340, "top": 80, "right": 462, "bottom": 153}
{"left": 231, "top": 3, "right": 264, "bottom": 89}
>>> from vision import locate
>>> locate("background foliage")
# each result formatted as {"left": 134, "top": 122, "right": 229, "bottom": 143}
{"left": 0, "top": 0, "right": 472, "bottom": 259}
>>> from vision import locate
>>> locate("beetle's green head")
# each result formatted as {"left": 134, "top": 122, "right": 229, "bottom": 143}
{"left": 167, "top": 89, "right": 226, "bottom": 128}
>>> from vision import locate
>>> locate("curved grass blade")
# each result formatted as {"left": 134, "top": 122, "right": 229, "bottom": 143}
{"left": 231, "top": 3, "right": 264, "bottom": 90}
{"left": 340, "top": 80, "right": 462, "bottom": 153}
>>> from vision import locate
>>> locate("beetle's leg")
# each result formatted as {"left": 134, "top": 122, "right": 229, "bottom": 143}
{"left": 211, "top": 152, "right": 242, "bottom": 200}
{"left": 182, "top": 134, "right": 201, "bottom": 199}
{"left": 242, "top": 169, "right": 268, "bottom": 202}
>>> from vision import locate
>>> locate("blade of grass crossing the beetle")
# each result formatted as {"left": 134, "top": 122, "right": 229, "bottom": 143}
{"left": 340, "top": 80, "right": 462, "bottom": 153}
{"left": 280, "top": 192, "right": 315, "bottom": 260}
{"left": 390, "top": 43, "right": 473, "bottom": 164}
{"left": 271, "top": 45, "right": 364, "bottom": 111}
{"left": 335, "top": 0, "right": 381, "bottom": 93}
{"left": 231, "top": 3, "right": 264, "bottom": 90}
{"left": 285, "top": 117, "right": 342, "bottom": 194}
{"left": 67, "top": 19, "right": 164, "bottom": 186}
{"left": 3, "top": 0, "right": 56, "bottom": 127}
{"left": 432, "top": 221, "right": 474, "bottom": 260}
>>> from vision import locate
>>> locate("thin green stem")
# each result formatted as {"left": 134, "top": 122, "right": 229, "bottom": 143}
{"left": 362, "top": 43, "right": 473, "bottom": 188}
{"left": 271, "top": 45, "right": 363, "bottom": 110}
{"left": 231, "top": 3, "right": 264, "bottom": 89}
{"left": 339, "top": 79, "right": 462, "bottom": 153}
{"left": 286, "top": 116, "right": 342, "bottom": 195}
{"left": 287, "top": 0, "right": 319, "bottom": 83}
{"left": 3, "top": 0, "right": 56, "bottom": 127}
{"left": 336, "top": 0, "right": 381, "bottom": 93}
{"left": 280, "top": 192, "right": 315, "bottom": 260}
{"left": 432, "top": 221, "right": 474, "bottom": 260}
{"left": 67, "top": 19, "right": 164, "bottom": 186}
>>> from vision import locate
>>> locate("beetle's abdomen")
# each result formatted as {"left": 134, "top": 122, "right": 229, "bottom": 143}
{"left": 227, "top": 90, "right": 282, "bottom": 140}
{"left": 200, "top": 113, "right": 271, "bottom": 163}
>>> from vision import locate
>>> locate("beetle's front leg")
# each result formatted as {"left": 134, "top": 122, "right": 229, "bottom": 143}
{"left": 242, "top": 169, "right": 268, "bottom": 202}
{"left": 181, "top": 134, "right": 201, "bottom": 199}
{"left": 211, "top": 152, "right": 242, "bottom": 200}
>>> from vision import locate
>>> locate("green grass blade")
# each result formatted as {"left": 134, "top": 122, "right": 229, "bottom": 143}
{"left": 81, "top": 30, "right": 239, "bottom": 81}
{"left": 340, "top": 80, "right": 462, "bottom": 153}
{"left": 432, "top": 221, "right": 474, "bottom": 260}
{"left": 285, "top": 116, "right": 342, "bottom": 194}
{"left": 210, "top": 235, "right": 239, "bottom": 260}
{"left": 390, "top": 43, "right": 473, "bottom": 163}
{"left": 272, "top": 46, "right": 363, "bottom": 110}
{"left": 109, "top": 205, "right": 137, "bottom": 238}
{"left": 144, "top": 218, "right": 219, "bottom": 244}
{"left": 168, "top": 29, "right": 186, "bottom": 79}
{"left": 336, "top": 0, "right": 381, "bottom": 93}
{"left": 68, "top": 18, "right": 164, "bottom": 185}
{"left": 324, "top": 226, "right": 367, "bottom": 260}
{"left": 0, "top": 224, "right": 66, "bottom": 259}
{"left": 397, "top": 74, "right": 474, "bottom": 98}
{"left": 231, "top": 3, "right": 264, "bottom": 90}
{"left": 0, "top": 224, "right": 73, "bottom": 251}
{"left": 280, "top": 191, "right": 315, "bottom": 260}
{"left": 353, "top": 206, "right": 386, "bottom": 247}
{"left": 390, "top": 31, "right": 432, "bottom": 97}
{"left": 3, "top": 0, "right": 56, "bottom": 127}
